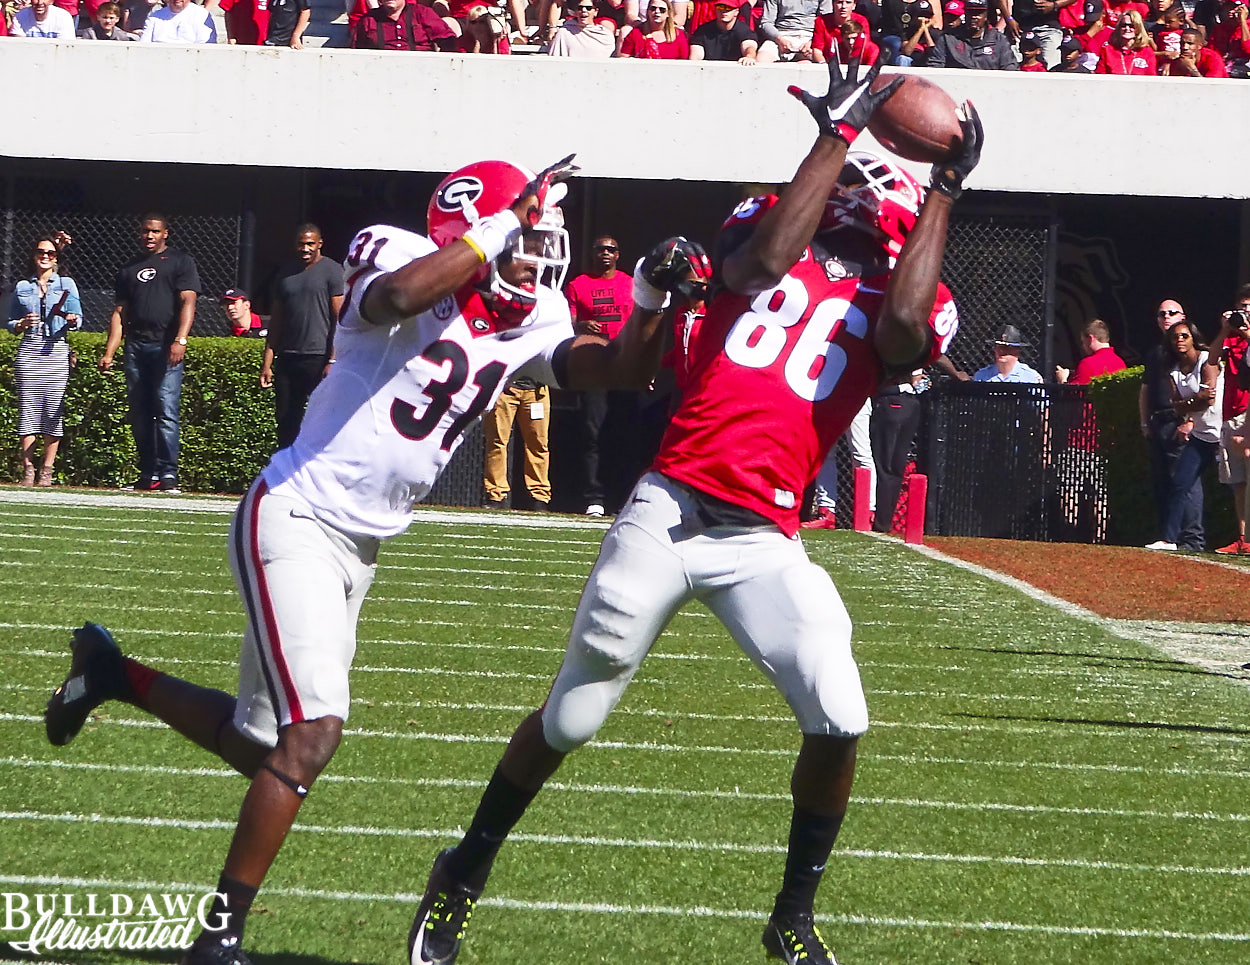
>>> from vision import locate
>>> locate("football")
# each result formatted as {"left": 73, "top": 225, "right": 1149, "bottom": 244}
{"left": 866, "top": 74, "right": 963, "bottom": 165}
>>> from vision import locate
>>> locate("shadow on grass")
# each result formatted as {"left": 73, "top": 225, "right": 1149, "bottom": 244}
{"left": 938, "top": 643, "right": 1238, "bottom": 673}
{"left": 953, "top": 711, "right": 1250, "bottom": 738}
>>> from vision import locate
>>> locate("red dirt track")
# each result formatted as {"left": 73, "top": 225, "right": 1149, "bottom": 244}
{"left": 928, "top": 537, "right": 1250, "bottom": 624}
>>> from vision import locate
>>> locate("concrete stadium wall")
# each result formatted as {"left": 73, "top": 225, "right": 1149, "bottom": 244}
{"left": 2, "top": 38, "right": 1250, "bottom": 199}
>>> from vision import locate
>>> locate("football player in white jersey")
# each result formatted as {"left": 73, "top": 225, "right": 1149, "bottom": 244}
{"left": 42, "top": 155, "right": 711, "bottom": 965}
{"left": 411, "top": 61, "right": 983, "bottom": 965}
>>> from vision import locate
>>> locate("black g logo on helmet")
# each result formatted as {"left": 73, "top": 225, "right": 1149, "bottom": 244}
{"left": 435, "top": 176, "right": 485, "bottom": 213}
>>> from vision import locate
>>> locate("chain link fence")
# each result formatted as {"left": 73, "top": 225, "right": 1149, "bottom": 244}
{"left": 2, "top": 174, "right": 242, "bottom": 336}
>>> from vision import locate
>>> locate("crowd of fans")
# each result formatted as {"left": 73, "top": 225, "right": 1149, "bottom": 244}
{"left": 3, "top": 0, "right": 1247, "bottom": 74}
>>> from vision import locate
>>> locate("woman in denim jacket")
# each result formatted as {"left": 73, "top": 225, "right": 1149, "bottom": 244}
{"left": 7, "top": 233, "right": 82, "bottom": 486}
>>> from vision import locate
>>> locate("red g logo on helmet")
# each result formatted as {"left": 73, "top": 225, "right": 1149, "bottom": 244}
{"left": 434, "top": 176, "right": 485, "bottom": 215}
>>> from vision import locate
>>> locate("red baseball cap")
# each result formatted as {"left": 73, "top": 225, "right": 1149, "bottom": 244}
{"left": 944, "top": 0, "right": 964, "bottom": 14}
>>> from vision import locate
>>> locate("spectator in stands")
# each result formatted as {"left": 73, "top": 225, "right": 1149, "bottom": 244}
{"left": 218, "top": 0, "right": 269, "bottom": 44}
{"left": 1005, "top": 0, "right": 1073, "bottom": 68}
{"left": 1151, "top": 3, "right": 1187, "bottom": 69}
{"left": 973, "top": 325, "right": 1043, "bottom": 382}
{"left": 565, "top": 235, "right": 634, "bottom": 517}
{"left": 1095, "top": 10, "right": 1157, "bottom": 72}
{"left": 1146, "top": 319, "right": 1221, "bottom": 551}
{"left": 684, "top": 0, "right": 748, "bottom": 34}
{"left": 1051, "top": 33, "right": 1093, "bottom": 68}
{"left": 1074, "top": 0, "right": 1112, "bottom": 66}
{"left": 1210, "top": 0, "right": 1250, "bottom": 71}
{"left": 1055, "top": 317, "right": 1126, "bottom": 385}
{"left": 755, "top": 0, "right": 821, "bottom": 63}
{"left": 6, "top": 233, "right": 81, "bottom": 487}
{"left": 78, "top": 1, "right": 138, "bottom": 38}
{"left": 927, "top": 0, "right": 1019, "bottom": 66}
{"left": 880, "top": 0, "right": 944, "bottom": 64}
{"left": 689, "top": 0, "right": 758, "bottom": 61}
{"left": 140, "top": 0, "right": 217, "bottom": 42}
{"left": 1163, "top": 24, "right": 1231, "bottom": 72}
{"left": 837, "top": 14, "right": 880, "bottom": 60}
{"left": 101, "top": 212, "right": 200, "bottom": 493}
{"left": 619, "top": 0, "right": 691, "bottom": 55}
{"left": 1139, "top": 299, "right": 1202, "bottom": 550}
{"left": 261, "top": 224, "right": 345, "bottom": 450}
{"left": 12, "top": 0, "right": 77, "bottom": 36}
{"left": 548, "top": 0, "right": 618, "bottom": 55}
{"left": 896, "top": 0, "right": 939, "bottom": 65}
{"left": 121, "top": 0, "right": 160, "bottom": 36}
{"left": 482, "top": 376, "right": 552, "bottom": 512}
{"left": 458, "top": 3, "right": 512, "bottom": 52}
{"left": 1211, "top": 286, "right": 1250, "bottom": 553}
{"left": 264, "top": 0, "right": 310, "bottom": 45}
{"left": 812, "top": 0, "right": 875, "bottom": 64}
{"left": 353, "top": 0, "right": 459, "bottom": 48}
{"left": 1018, "top": 30, "right": 1048, "bottom": 67}
{"left": 222, "top": 289, "right": 268, "bottom": 338}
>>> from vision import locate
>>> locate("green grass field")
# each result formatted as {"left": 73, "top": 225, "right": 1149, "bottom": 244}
{"left": 1, "top": 496, "right": 1247, "bottom": 965}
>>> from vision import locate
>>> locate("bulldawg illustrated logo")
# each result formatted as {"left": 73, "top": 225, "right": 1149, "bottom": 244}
{"left": 3, "top": 891, "right": 226, "bottom": 955}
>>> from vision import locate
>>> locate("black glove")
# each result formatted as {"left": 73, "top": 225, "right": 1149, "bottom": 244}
{"left": 514, "top": 153, "right": 580, "bottom": 227}
{"left": 930, "top": 101, "right": 984, "bottom": 200}
{"left": 786, "top": 51, "right": 902, "bottom": 146}
{"left": 633, "top": 237, "right": 713, "bottom": 312}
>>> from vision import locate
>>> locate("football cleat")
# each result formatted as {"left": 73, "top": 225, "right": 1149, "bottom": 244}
{"left": 408, "top": 849, "right": 479, "bottom": 965}
{"left": 179, "top": 933, "right": 253, "bottom": 965}
{"left": 763, "top": 913, "right": 838, "bottom": 965}
{"left": 45, "top": 622, "right": 131, "bottom": 747}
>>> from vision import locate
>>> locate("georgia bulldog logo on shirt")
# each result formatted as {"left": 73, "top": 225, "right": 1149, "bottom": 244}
{"left": 137, "top": 268, "right": 157, "bottom": 283}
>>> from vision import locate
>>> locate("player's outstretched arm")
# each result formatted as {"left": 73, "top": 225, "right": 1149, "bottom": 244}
{"left": 564, "top": 237, "right": 712, "bottom": 390}
{"left": 877, "top": 102, "right": 983, "bottom": 370}
{"left": 721, "top": 53, "right": 901, "bottom": 297}
{"left": 363, "top": 156, "right": 581, "bottom": 327}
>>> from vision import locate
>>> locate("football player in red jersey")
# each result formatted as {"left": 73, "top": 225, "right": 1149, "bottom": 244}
{"left": 413, "top": 58, "right": 983, "bottom": 965}
{"left": 42, "top": 155, "right": 710, "bottom": 965}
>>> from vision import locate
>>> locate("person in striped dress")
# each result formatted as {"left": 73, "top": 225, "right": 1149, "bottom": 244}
{"left": 6, "top": 233, "right": 81, "bottom": 486}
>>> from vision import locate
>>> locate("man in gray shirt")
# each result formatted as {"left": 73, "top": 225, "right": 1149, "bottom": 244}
{"left": 260, "top": 223, "right": 345, "bottom": 449}
{"left": 756, "top": 0, "right": 828, "bottom": 62}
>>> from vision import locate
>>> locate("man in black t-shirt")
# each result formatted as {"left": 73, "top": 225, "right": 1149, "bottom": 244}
{"left": 690, "top": 1, "right": 759, "bottom": 62}
{"left": 260, "top": 224, "right": 345, "bottom": 449}
{"left": 264, "top": 0, "right": 310, "bottom": 47}
{"left": 100, "top": 212, "right": 200, "bottom": 492}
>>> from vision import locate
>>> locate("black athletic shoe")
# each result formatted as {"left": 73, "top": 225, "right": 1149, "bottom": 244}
{"left": 408, "top": 849, "right": 479, "bottom": 965}
{"left": 45, "top": 623, "right": 131, "bottom": 747}
{"left": 763, "top": 913, "right": 838, "bottom": 964}
{"left": 123, "top": 477, "right": 160, "bottom": 492}
{"left": 179, "top": 934, "right": 253, "bottom": 965}
{"left": 481, "top": 498, "right": 508, "bottom": 510}
{"left": 157, "top": 477, "right": 182, "bottom": 494}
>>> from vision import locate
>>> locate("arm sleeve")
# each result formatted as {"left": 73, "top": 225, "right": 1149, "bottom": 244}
{"left": 758, "top": 0, "right": 781, "bottom": 40}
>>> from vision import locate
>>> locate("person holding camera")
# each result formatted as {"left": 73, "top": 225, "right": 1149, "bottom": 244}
{"left": 1211, "top": 285, "right": 1250, "bottom": 554}
{"left": 6, "top": 232, "right": 81, "bottom": 487}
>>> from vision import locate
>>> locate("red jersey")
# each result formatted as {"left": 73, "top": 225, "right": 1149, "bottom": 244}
{"left": 652, "top": 195, "right": 955, "bottom": 536}
{"left": 1020, "top": 60, "right": 1047, "bottom": 71}
{"left": 1221, "top": 333, "right": 1249, "bottom": 420}
{"left": 1164, "top": 45, "right": 1230, "bottom": 76}
{"left": 1104, "top": 0, "right": 1148, "bottom": 22}
{"left": 1077, "top": 27, "right": 1111, "bottom": 52}
{"left": 662, "top": 301, "right": 707, "bottom": 397}
{"left": 811, "top": 12, "right": 874, "bottom": 58}
{"left": 1211, "top": 19, "right": 1250, "bottom": 61}
{"left": 565, "top": 270, "right": 634, "bottom": 341}
{"left": 219, "top": 0, "right": 269, "bottom": 44}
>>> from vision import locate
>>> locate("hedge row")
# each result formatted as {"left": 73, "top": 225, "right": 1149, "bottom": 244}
{"left": 0, "top": 333, "right": 276, "bottom": 493}
{"left": 0, "top": 336, "right": 1229, "bottom": 545}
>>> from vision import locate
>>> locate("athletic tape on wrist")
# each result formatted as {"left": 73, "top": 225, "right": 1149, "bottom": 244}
{"left": 632, "top": 265, "right": 670, "bottom": 313}
{"left": 463, "top": 209, "right": 523, "bottom": 264}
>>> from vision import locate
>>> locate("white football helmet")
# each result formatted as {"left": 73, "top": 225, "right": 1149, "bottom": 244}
{"left": 819, "top": 151, "right": 925, "bottom": 268}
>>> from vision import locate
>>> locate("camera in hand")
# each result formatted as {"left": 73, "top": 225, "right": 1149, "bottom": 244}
{"left": 1230, "top": 309, "right": 1250, "bottom": 329}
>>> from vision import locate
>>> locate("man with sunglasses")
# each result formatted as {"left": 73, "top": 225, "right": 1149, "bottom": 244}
{"left": 690, "top": 0, "right": 759, "bottom": 62}
{"left": 1139, "top": 299, "right": 1204, "bottom": 549}
{"left": 547, "top": 0, "right": 617, "bottom": 55}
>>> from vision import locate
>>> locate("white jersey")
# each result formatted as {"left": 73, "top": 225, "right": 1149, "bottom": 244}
{"left": 263, "top": 225, "right": 575, "bottom": 539}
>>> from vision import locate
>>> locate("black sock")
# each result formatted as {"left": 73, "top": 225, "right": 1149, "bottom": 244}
{"left": 201, "top": 874, "right": 258, "bottom": 944}
{"left": 445, "top": 767, "right": 539, "bottom": 892}
{"left": 772, "top": 806, "right": 845, "bottom": 921}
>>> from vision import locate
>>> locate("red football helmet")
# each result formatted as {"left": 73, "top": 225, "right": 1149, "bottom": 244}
{"left": 819, "top": 151, "right": 924, "bottom": 268}
{"left": 427, "top": 159, "right": 570, "bottom": 313}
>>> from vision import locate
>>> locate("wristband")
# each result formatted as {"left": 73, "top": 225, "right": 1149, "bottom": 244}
{"left": 632, "top": 263, "right": 670, "bottom": 313}
{"left": 461, "top": 209, "right": 523, "bottom": 264}
{"left": 834, "top": 122, "right": 860, "bottom": 145}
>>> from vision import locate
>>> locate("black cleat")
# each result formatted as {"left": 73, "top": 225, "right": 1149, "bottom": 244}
{"left": 408, "top": 849, "right": 479, "bottom": 965}
{"left": 179, "top": 934, "right": 253, "bottom": 965}
{"left": 45, "top": 623, "right": 131, "bottom": 747}
{"left": 763, "top": 913, "right": 838, "bottom": 964}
